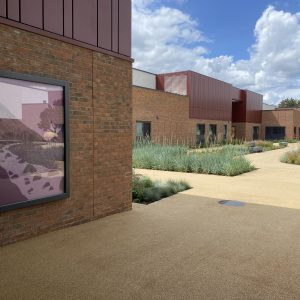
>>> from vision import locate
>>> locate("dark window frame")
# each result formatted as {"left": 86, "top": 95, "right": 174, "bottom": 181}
{"left": 253, "top": 126, "right": 259, "bottom": 140}
{"left": 265, "top": 126, "right": 286, "bottom": 141}
{"left": 0, "top": 71, "right": 70, "bottom": 213}
{"left": 196, "top": 123, "right": 205, "bottom": 145}
{"left": 208, "top": 124, "right": 217, "bottom": 144}
{"left": 136, "top": 121, "right": 151, "bottom": 140}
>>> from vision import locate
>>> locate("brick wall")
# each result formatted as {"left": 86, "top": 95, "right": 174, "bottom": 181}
{"left": 0, "top": 24, "right": 132, "bottom": 246}
{"left": 262, "top": 110, "right": 300, "bottom": 139}
{"left": 232, "top": 123, "right": 262, "bottom": 141}
{"left": 133, "top": 86, "right": 231, "bottom": 145}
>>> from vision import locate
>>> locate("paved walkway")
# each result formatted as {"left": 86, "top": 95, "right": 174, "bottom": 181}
{"left": 2, "top": 194, "right": 300, "bottom": 299}
{"left": 1, "top": 144, "right": 300, "bottom": 299}
{"left": 136, "top": 143, "right": 300, "bottom": 209}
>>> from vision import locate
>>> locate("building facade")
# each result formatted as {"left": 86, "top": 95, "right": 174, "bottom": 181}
{"left": 0, "top": 0, "right": 132, "bottom": 246}
{"left": 133, "top": 69, "right": 263, "bottom": 144}
{"left": 262, "top": 108, "right": 300, "bottom": 140}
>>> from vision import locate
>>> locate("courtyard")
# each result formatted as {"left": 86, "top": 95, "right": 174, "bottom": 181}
{"left": 1, "top": 144, "right": 300, "bottom": 299}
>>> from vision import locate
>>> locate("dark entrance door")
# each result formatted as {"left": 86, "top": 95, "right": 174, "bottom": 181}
{"left": 265, "top": 127, "right": 285, "bottom": 140}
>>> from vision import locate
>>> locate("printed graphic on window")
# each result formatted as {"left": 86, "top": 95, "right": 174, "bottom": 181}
{"left": 0, "top": 75, "right": 68, "bottom": 211}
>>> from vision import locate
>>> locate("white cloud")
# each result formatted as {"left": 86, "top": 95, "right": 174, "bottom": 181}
{"left": 132, "top": 2, "right": 300, "bottom": 104}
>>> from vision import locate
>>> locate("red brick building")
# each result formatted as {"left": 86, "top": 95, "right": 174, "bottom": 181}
{"left": 133, "top": 69, "right": 263, "bottom": 144}
{"left": 0, "top": 0, "right": 132, "bottom": 245}
{"left": 262, "top": 108, "right": 300, "bottom": 140}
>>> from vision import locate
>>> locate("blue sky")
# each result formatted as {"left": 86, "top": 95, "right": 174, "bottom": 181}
{"left": 132, "top": 0, "right": 300, "bottom": 104}
{"left": 170, "top": 0, "right": 300, "bottom": 60}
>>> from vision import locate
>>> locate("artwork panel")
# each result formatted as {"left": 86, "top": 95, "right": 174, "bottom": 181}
{"left": 0, "top": 75, "right": 68, "bottom": 211}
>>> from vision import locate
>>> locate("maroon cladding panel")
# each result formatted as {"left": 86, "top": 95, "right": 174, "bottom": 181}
{"left": 246, "top": 90, "right": 263, "bottom": 123}
{"left": 21, "top": 0, "right": 43, "bottom": 29}
{"left": 188, "top": 72, "right": 232, "bottom": 121}
{"left": 232, "top": 92, "right": 246, "bottom": 123}
{"left": 112, "top": 0, "right": 119, "bottom": 52}
{"left": 44, "top": 0, "right": 63, "bottom": 35}
{"left": 98, "top": 0, "right": 112, "bottom": 50}
{"left": 7, "top": 0, "right": 19, "bottom": 21}
{"left": 0, "top": 0, "right": 131, "bottom": 59}
{"left": 0, "top": 0, "right": 6, "bottom": 18}
{"left": 119, "top": 0, "right": 131, "bottom": 56}
{"left": 156, "top": 75, "right": 165, "bottom": 91}
{"left": 231, "top": 87, "right": 242, "bottom": 101}
{"left": 64, "top": 0, "right": 73, "bottom": 38}
{"left": 73, "top": 0, "right": 98, "bottom": 46}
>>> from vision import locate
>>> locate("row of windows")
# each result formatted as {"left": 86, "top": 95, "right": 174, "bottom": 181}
{"left": 136, "top": 121, "right": 228, "bottom": 144}
{"left": 136, "top": 123, "right": 300, "bottom": 142}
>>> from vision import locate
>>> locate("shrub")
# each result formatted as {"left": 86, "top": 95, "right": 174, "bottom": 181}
{"left": 133, "top": 144, "right": 255, "bottom": 176}
{"left": 245, "top": 140, "right": 285, "bottom": 152}
{"left": 280, "top": 148, "right": 300, "bottom": 165}
{"left": 132, "top": 174, "right": 191, "bottom": 204}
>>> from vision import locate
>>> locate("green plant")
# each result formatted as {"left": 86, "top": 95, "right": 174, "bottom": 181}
{"left": 280, "top": 148, "right": 300, "bottom": 165}
{"left": 132, "top": 174, "right": 191, "bottom": 204}
{"left": 284, "top": 138, "right": 299, "bottom": 144}
{"left": 133, "top": 144, "right": 255, "bottom": 176}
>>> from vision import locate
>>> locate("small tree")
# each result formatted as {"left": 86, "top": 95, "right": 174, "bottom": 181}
{"left": 278, "top": 98, "right": 300, "bottom": 108}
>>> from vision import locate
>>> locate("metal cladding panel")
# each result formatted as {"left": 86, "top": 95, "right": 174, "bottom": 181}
{"left": 7, "top": 0, "right": 19, "bottom": 21}
{"left": 188, "top": 72, "right": 232, "bottom": 121}
{"left": 64, "top": 0, "right": 73, "bottom": 38}
{"left": 98, "top": 0, "right": 112, "bottom": 50}
{"left": 231, "top": 87, "right": 242, "bottom": 101}
{"left": 119, "top": 0, "right": 131, "bottom": 56}
{"left": 73, "top": 0, "right": 98, "bottom": 46}
{"left": 133, "top": 69, "right": 156, "bottom": 90}
{"left": 164, "top": 74, "right": 187, "bottom": 96}
{"left": 246, "top": 90, "right": 263, "bottom": 123}
{"left": 44, "top": 0, "right": 63, "bottom": 35}
{"left": 0, "top": 0, "right": 132, "bottom": 59}
{"left": 112, "top": 0, "right": 119, "bottom": 52}
{"left": 156, "top": 75, "right": 165, "bottom": 91}
{"left": 0, "top": 0, "right": 6, "bottom": 17}
{"left": 232, "top": 94, "right": 246, "bottom": 122}
{"left": 21, "top": 0, "right": 43, "bottom": 28}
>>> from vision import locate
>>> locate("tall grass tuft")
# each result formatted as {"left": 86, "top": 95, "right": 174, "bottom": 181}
{"left": 133, "top": 143, "right": 255, "bottom": 176}
{"left": 133, "top": 174, "right": 191, "bottom": 204}
{"left": 280, "top": 147, "right": 300, "bottom": 165}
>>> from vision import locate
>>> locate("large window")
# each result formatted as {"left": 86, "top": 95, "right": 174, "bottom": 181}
{"left": 208, "top": 124, "right": 217, "bottom": 144}
{"left": 196, "top": 124, "right": 205, "bottom": 145}
{"left": 265, "top": 127, "right": 285, "bottom": 140}
{"left": 136, "top": 121, "right": 151, "bottom": 140}
{"left": 0, "top": 72, "right": 69, "bottom": 212}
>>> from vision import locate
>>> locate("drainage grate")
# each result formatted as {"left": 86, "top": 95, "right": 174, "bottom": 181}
{"left": 218, "top": 200, "right": 245, "bottom": 207}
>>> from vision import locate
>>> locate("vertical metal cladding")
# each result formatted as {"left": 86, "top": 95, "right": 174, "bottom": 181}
{"left": 157, "top": 71, "right": 233, "bottom": 121}
{"left": 0, "top": 0, "right": 6, "bottom": 18}
{"left": 232, "top": 90, "right": 246, "bottom": 123}
{"left": 232, "top": 89, "right": 263, "bottom": 123}
{"left": 7, "top": 0, "right": 20, "bottom": 21}
{"left": 188, "top": 72, "right": 232, "bottom": 121}
{"left": 245, "top": 90, "right": 263, "bottom": 123}
{"left": 73, "top": 0, "right": 98, "bottom": 46}
{"left": 44, "top": 0, "right": 64, "bottom": 35}
{"left": 0, "top": 0, "right": 131, "bottom": 58}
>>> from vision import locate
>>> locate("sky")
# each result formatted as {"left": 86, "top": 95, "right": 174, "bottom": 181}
{"left": 132, "top": 0, "right": 300, "bottom": 104}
